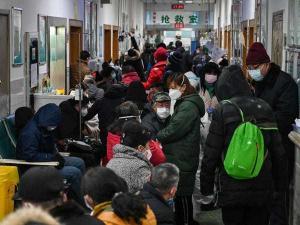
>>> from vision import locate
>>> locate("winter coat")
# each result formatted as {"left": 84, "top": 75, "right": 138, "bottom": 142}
{"left": 58, "top": 99, "right": 80, "bottom": 140}
{"left": 143, "top": 61, "right": 167, "bottom": 90}
{"left": 17, "top": 104, "right": 61, "bottom": 162}
{"left": 92, "top": 201, "right": 157, "bottom": 225}
{"left": 50, "top": 201, "right": 104, "bottom": 225}
{"left": 253, "top": 63, "right": 299, "bottom": 178}
{"left": 122, "top": 71, "right": 141, "bottom": 85}
{"left": 157, "top": 94, "right": 205, "bottom": 196}
{"left": 200, "top": 65, "right": 288, "bottom": 207}
{"left": 84, "top": 84, "right": 126, "bottom": 146}
{"left": 106, "top": 132, "right": 121, "bottom": 162}
{"left": 140, "top": 183, "right": 176, "bottom": 225}
{"left": 141, "top": 50, "right": 155, "bottom": 72}
{"left": 106, "top": 144, "right": 152, "bottom": 193}
{"left": 87, "top": 83, "right": 104, "bottom": 101}
{"left": 199, "top": 89, "right": 219, "bottom": 112}
{"left": 142, "top": 107, "right": 169, "bottom": 139}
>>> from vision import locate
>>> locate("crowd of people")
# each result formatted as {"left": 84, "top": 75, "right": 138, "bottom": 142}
{"left": 3, "top": 37, "right": 298, "bottom": 225}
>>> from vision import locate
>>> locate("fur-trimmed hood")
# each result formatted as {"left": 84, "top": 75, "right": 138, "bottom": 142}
{"left": 0, "top": 207, "right": 60, "bottom": 225}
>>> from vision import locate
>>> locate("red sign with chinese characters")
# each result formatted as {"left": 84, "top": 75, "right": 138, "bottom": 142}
{"left": 174, "top": 23, "right": 184, "bottom": 29}
{"left": 172, "top": 4, "right": 184, "bottom": 9}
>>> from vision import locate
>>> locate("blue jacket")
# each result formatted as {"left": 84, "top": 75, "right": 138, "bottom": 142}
{"left": 16, "top": 104, "right": 62, "bottom": 162}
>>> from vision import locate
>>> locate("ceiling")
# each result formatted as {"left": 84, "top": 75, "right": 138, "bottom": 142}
{"left": 143, "top": 0, "right": 216, "bottom": 3}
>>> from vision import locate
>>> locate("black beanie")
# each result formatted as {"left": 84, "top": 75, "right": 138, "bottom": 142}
{"left": 122, "top": 120, "right": 151, "bottom": 148}
{"left": 168, "top": 51, "right": 183, "bottom": 65}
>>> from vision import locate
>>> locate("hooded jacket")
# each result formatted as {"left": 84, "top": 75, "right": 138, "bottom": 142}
{"left": 17, "top": 104, "right": 61, "bottom": 162}
{"left": 143, "top": 61, "right": 167, "bottom": 90}
{"left": 92, "top": 201, "right": 157, "bottom": 225}
{"left": 253, "top": 63, "right": 299, "bottom": 179}
{"left": 200, "top": 65, "right": 288, "bottom": 207}
{"left": 122, "top": 71, "right": 141, "bottom": 85}
{"left": 106, "top": 144, "right": 152, "bottom": 193}
{"left": 157, "top": 94, "right": 205, "bottom": 196}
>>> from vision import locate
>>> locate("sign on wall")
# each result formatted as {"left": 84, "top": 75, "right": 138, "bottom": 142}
{"left": 171, "top": 4, "right": 184, "bottom": 9}
{"left": 146, "top": 11, "right": 200, "bottom": 26}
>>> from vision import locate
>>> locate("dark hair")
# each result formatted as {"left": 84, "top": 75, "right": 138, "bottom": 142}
{"left": 200, "top": 62, "right": 221, "bottom": 92}
{"left": 121, "top": 120, "right": 151, "bottom": 148}
{"left": 126, "top": 81, "right": 147, "bottom": 110}
{"left": 122, "top": 65, "right": 136, "bottom": 74}
{"left": 156, "top": 42, "right": 167, "bottom": 49}
{"left": 167, "top": 73, "right": 196, "bottom": 96}
{"left": 108, "top": 101, "right": 140, "bottom": 135}
{"left": 80, "top": 50, "right": 90, "bottom": 61}
{"left": 150, "top": 163, "right": 180, "bottom": 194}
{"left": 81, "top": 167, "right": 147, "bottom": 225}
{"left": 175, "top": 40, "right": 182, "bottom": 48}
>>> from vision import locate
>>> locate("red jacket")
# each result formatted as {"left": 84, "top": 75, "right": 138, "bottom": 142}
{"left": 122, "top": 72, "right": 141, "bottom": 85}
{"left": 143, "top": 61, "right": 167, "bottom": 89}
{"left": 106, "top": 132, "right": 166, "bottom": 166}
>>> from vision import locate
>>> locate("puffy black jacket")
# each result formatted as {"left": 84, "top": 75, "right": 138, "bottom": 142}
{"left": 200, "top": 65, "right": 288, "bottom": 207}
{"left": 140, "top": 183, "right": 175, "bottom": 225}
{"left": 50, "top": 201, "right": 104, "bottom": 225}
{"left": 253, "top": 63, "right": 299, "bottom": 178}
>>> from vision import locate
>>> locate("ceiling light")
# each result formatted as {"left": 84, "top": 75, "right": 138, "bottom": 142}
{"left": 185, "top": 0, "right": 193, "bottom": 3}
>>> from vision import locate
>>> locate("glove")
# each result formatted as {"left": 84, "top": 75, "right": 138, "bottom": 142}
{"left": 53, "top": 153, "right": 66, "bottom": 169}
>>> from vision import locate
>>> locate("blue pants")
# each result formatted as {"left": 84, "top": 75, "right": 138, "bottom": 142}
{"left": 59, "top": 156, "right": 85, "bottom": 201}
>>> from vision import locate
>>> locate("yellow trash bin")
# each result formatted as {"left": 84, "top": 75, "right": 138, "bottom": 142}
{"left": 0, "top": 166, "right": 19, "bottom": 220}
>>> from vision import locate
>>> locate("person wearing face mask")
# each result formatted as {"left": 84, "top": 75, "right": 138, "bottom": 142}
{"left": 246, "top": 42, "right": 299, "bottom": 225}
{"left": 157, "top": 74, "right": 205, "bottom": 225}
{"left": 57, "top": 97, "right": 90, "bottom": 140}
{"left": 140, "top": 163, "right": 179, "bottom": 225}
{"left": 106, "top": 120, "right": 153, "bottom": 193}
{"left": 142, "top": 92, "right": 171, "bottom": 139}
{"left": 16, "top": 104, "right": 85, "bottom": 203}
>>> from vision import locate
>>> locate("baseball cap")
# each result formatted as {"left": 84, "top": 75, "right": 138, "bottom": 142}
{"left": 152, "top": 92, "right": 171, "bottom": 104}
{"left": 15, "top": 167, "right": 64, "bottom": 202}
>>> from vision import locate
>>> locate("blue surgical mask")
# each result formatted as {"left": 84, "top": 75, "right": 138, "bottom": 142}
{"left": 166, "top": 198, "right": 175, "bottom": 211}
{"left": 248, "top": 69, "right": 264, "bottom": 81}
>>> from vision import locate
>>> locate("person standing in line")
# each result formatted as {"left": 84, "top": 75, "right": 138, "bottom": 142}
{"left": 246, "top": 42, "right": 299, "bottom": 225}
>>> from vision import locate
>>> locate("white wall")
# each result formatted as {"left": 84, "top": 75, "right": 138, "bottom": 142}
{"left": 0, "top": 0, "right": 84, "bottom": 112}
{"left": 241, "top": 0, "right": 255, "bottom": 21}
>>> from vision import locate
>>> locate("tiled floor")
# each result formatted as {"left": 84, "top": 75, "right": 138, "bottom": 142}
{"left": 196, "top": 209, "right": 223, "bottom": 225}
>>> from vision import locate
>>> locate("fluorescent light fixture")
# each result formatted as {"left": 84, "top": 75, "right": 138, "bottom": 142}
{"left": 178, "top": 0, "right": 184, "bottom": 2}
{"left": 185, "top": 0, "right": 193, "bottom": 3}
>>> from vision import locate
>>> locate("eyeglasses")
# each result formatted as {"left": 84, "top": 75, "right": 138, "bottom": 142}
{"left": 247, "top": 64, "right": 260, "bottom": 70}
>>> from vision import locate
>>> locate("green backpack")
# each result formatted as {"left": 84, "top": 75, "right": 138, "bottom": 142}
{"left": 222, "top": 100, "right": 277, "bottom": 180}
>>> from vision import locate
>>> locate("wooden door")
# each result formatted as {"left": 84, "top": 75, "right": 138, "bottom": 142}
{"left": 70, "top": 25, "right": 82, "bottom": 89}
{"left": 242, "top": 27, "right": 248, "bottom": 71}
{"left": 249, "top": 27, "right": 254, "bottom": 48}
{"left": 113, "top": 29, "right": 119, "bottom": 62}
{"left": 104, "top": 29, "right": 112, "bottom": 62}
{"left": 228, "top": 30, "right": 232, "bottom": 60}
{"left": 0, "top": 12, "right": 10, "bottom": 117}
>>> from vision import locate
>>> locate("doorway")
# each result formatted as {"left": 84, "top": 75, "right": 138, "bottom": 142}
{"left": 0, "top": 10, "right": 10, "bottom": 117}
{"left": 69, "top": 20, "right": 83, "bottom": 89}
{"left": 112, "top": 26, "right": 119, "bottom": 62}
{"left": 104, "top": 25, "right": 112, "bottom": 62}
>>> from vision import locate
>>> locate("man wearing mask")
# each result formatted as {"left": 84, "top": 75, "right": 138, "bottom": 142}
{"left": 140, "top": 163, "right": 179, "bottom": 225}
{"left": 246, "top": 42, "right": 299, "bottom": 225}
{"left": 142, "top": 92, "right": 171, "bottom": 139}
{"left": 17, "top": 104, "right": 85, "bottom": 202}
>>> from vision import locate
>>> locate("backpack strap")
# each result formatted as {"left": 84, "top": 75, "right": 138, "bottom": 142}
{"left": 221, "top": 100, "right": 245, "bottom": 123}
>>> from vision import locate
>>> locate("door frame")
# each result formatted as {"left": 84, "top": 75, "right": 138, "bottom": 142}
{"left": 0, "top": 9, "right": 11, "bottom": 115}
{"left": 47, "top": 16, "right": 68, "bottom": 93}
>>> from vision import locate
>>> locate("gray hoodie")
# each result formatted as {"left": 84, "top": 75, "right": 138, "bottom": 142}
{"left": 106, "top": 144, "right": 152, "bottom": 193}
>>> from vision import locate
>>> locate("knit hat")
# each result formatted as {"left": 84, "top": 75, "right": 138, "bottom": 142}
{"left": 246, "top": 42, "right": 270, "bottom": 65}
{"left": 154, "top": 47, "right": 168, "bottom": 62}
{"left": 16, "top": 167, "right": 64, "bottom": 202}
{"left": 168, "top": 51, "right": 183, "bottom": 65}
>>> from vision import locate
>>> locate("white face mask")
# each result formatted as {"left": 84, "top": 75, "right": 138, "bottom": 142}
{"left": 144, "top": 149, "right": 152, "bottom": 160}
{"left": 81, "top": 108, "right": 88, "bottom": 117}
{"left": 169, "top": 89, "right": 182, "bottom": 100}
{"left": 84, "top": 198, "right": 94, "bottom": 211}
{"left": 156, "top": 107, "right": 170, "bottom": 119}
